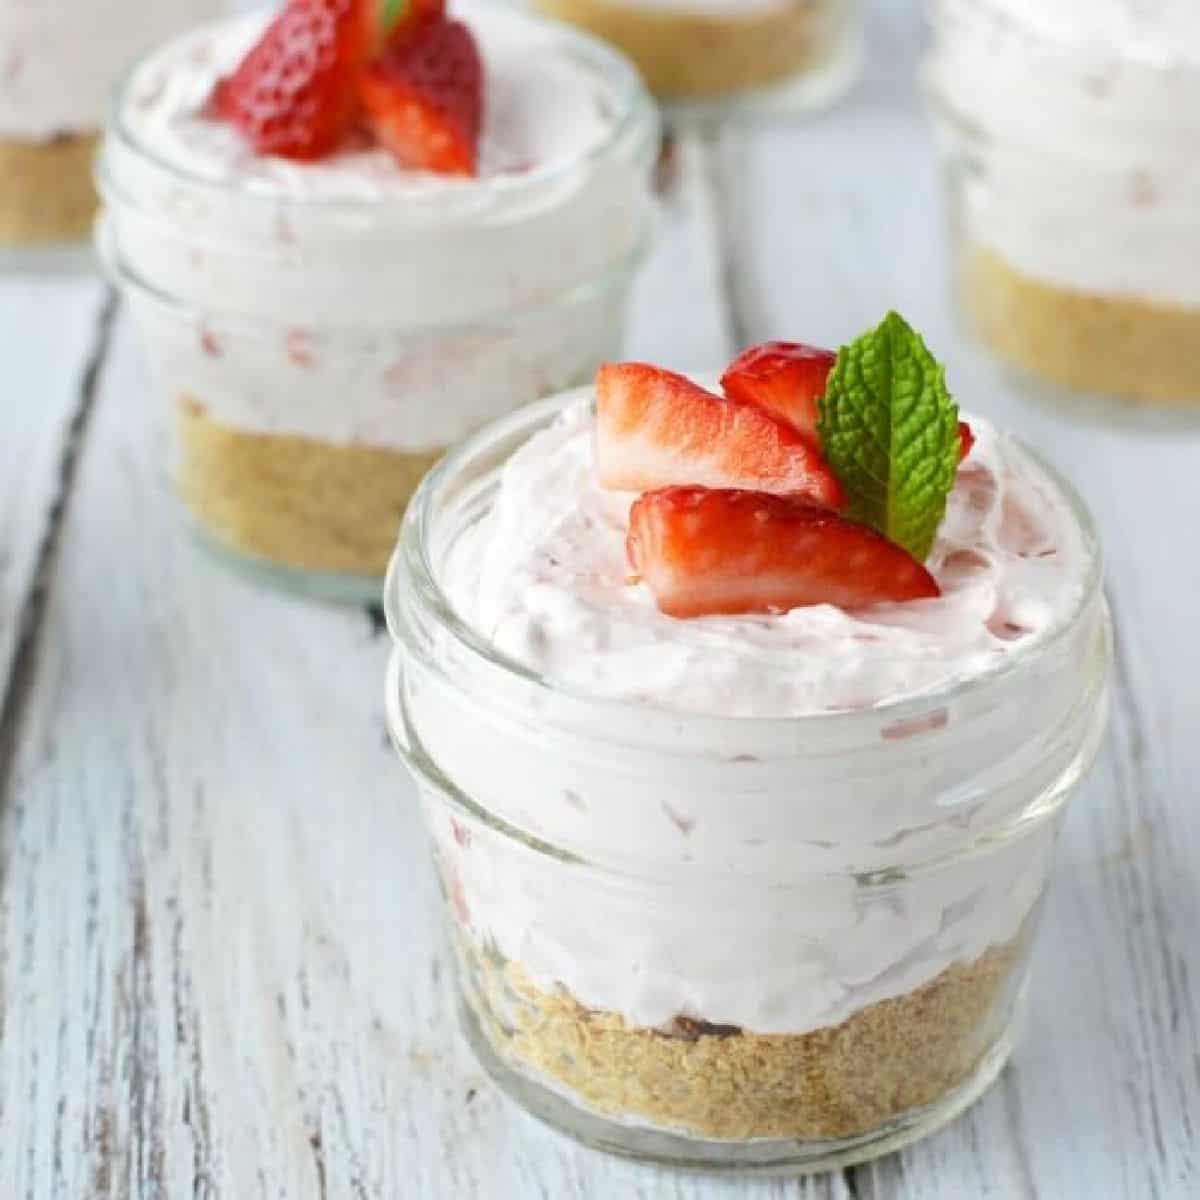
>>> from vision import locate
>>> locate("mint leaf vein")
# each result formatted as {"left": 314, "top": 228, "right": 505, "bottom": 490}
{"left": 816, "top": 311, "right": 960, "bottom": 562}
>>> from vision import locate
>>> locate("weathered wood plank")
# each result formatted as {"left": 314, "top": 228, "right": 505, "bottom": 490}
{"left": 625, "top": 129, "right": 737, "bottom": 369}
{"left": 0, "top": 278, "right": 111, "bottom": 702}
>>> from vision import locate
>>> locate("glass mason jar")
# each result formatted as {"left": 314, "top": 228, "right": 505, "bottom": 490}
{"left": 95, "top": 8, "right": 660, "bottom": 602}
{"left": 924, "top": 0, "right": 1200, "bottom": 423}
{"left": 531, "top": 0, "right": 863, "bottom": 118}
{"left": 384, "top": 392, "right": 1112, "bottom": 1172}
{"left": 0, "top": 0, "right": 222, "bottom": 269}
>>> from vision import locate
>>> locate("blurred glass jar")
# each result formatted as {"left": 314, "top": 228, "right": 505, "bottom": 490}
{"left": 924, "top": 0, "right": 1200, "bottom": 420}
{"left": 532, "top": 0, "right": 863, "bottom": 117}
{"left": 385, "top": 393, "right": 1111, "bottom": 1172}
{"left": 95, "top": 6, "right": 659, "bottom": 601}
{"left": 0, "top": 0, "right": 221, "bottom": 266}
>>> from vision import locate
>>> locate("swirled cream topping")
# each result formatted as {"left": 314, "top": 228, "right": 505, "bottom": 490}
{"left": 447, "top": 395, "right": 1089, "bottom": 716}
{"left": 117, "top": 6, "right": 621, "bottom": 197}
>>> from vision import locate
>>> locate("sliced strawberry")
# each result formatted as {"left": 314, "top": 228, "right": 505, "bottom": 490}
{"left": 595, "top": 363, "right": 844, "bottom": 509}
{"left": 719, "top": 342, "right": 836, "bottom": 443}
{"left": 359, "top": 18, "right": 483, "bottom": 176}
{"left": 627, "top": 487, "right": 941, "bottom": 619}
{"left": 958, "top": 420, "right": 975, "bottom": 461}
{"left": 213, "top": 0, "right": 377, "bottom": 161}
{"left": 385, "top": 0, "right": 445, "bottom": 40}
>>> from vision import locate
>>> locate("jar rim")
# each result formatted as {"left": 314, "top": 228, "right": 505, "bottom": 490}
{"left": 385, "top": 386, "right": 1107, "bottom": 731}
{"left": 102, "top": 4, "right": 659, "bottom": 220}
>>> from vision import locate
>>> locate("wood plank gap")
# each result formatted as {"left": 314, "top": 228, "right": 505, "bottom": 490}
{"left": 0, "top": 287, "right": 119, "bottom": 804}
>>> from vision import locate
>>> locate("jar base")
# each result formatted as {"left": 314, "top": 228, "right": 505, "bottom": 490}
{"left": 967, "top": 347, "right": 1200, "bottom": 433}
{"left": 186, "top": 517, "right": 384, "bottom": 606}
{"left": 457, "top": 982, "right": 1025, "bottom": 1174}
{"left": 0, "top": 133, "right": 100, "bottom": 254}
{"left": 532, "top": 0, "right": 861, "bottom": 121}
{"left": 956, "top": 244, "right": 1200, "bottom": 430}
{"left": 0, "top": 241, "right": 97, "bottom": 275}
{"left": 665, "top": 26, "right": 863, "bottom": 123}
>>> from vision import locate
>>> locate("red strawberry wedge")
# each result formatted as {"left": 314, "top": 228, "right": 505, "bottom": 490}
{"left": 595, "top": 363, "right": 844, "bottom": 509}
{"left": 720, "top": 341, "right": 836, "bottom": 443}
{"left": 213, "top": 0, "right": 376, "bottom": 160}
{"left": 387, "top": 0, "right": 446, "bottom": 39}
{"left": 958, "top": 420, "right": 975, "bottom": 461}
{"left": 627, "top": 487, "right": 941, "bottom": 619}
{"left": 359, "top": 18, "right": 483, "bottom": 176}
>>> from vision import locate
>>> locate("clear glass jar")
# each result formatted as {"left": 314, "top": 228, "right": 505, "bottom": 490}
{"left": 924, "top": 0, "right": 1200, "bottom": 423}
{"left": 95, "top": 8, "right": 660, "bottom": 602}
{"left": 531, "top": 0, "right": 863, "bottom": 118}
{"left": 384, "top": 392, "right": 1112, "bottom": 1172}
{"left": 0, "top": 0, "right": 222, "bottom": 268}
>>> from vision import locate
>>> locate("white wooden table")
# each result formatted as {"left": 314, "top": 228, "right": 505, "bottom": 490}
{"left": 2, "top": 2, "right": 1198, "bottom": 1196}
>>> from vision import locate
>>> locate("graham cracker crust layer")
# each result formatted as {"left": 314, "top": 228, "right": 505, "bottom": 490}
{"left": 0, "top": 133, "right": 99, "bottom": 245}
{"left": 964, "top": 244, "right": 1200, "bottom": 408}
{"left": 534, "top": 0, "right": 828, "bottom": 98}
{"left": 466, "top": 940, "right": 1022, "bottom": 1141}
{"left": 178, "top": 397, "right": 442, "bottom": 578}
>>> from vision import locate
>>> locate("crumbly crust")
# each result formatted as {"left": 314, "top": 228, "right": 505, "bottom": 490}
{"left": 177, "top": 397, "right": 442, "bottom": 577}
{"left": 462, "top": 937, "right": 1024, "bottom": 1141}
{"left": 0, "top": 133, "right": 99, "bottom": 245}
{"left": 533, "top": 0, "right": 833, "bottom": 98}
{"left": 964, "top": 244, "right": 1200, "bottom": 407}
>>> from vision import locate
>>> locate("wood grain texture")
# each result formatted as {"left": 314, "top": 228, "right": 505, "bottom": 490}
{"left": 0, "top": 278, "right": 111, "bottom": 699}
{"left": 2, "top": 0, "right": 1198, "bottom": 1194}
{"left": 624, "top": 130, "right": 737, "bottom": 369}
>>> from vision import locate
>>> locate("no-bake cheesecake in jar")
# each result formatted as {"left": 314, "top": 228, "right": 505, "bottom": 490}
{"left": 925, "top": 0, "right": 1200, "bottom": 417}
{"left": 0, "top": 0, "right": 219, "bottom": 255}
{"left": 97, "top": 0, "right": 658, "bottom": 598}
{"left": 385, "top": 314, "right": 1111, "bottom": 1170}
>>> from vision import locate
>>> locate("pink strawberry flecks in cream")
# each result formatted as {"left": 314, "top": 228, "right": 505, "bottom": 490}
{"left": 401, "top": 380, "right": 1106, "bottom": 1042}
{"left": 444, "top": 391, "right": 1091, "bottom": 717}
{"left": 100, "top": 2, "right": 653, "bottom": 452}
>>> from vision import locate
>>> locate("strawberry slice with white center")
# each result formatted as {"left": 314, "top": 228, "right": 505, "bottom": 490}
{"left": 212, "top": 0, "right": 378, "bottom": 161}
{"left": 719, "top": 341, "right": 836, "bottom": 443}
{"left": 596, "top": 363, "right": 844, "bottom": 509}
{"left": 627, "top": 487, "right": 941, "bottom": 619}
{"left": 359, "top": 16, "right": 483, "bottom": 176}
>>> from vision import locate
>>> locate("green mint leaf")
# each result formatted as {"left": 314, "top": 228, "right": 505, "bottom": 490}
{"left": 816, "top": 311, "right": 960, "bottom": 562}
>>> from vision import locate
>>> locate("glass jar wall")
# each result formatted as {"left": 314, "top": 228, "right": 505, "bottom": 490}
{"left": 925, "top": 0, "right": 1200, "bottom": 421}
{"left": 0, "top": 0, "right": 222, "bottom": 267}
{"left": 384, "top": 393, "right": 1111, "bottom": 1171}
{"left": 95, "top": 5, "right": 660, "bottom": 600}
